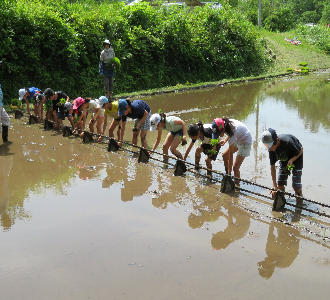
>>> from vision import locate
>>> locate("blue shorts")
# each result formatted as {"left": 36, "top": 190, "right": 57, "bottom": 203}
{"left": 170, "top": 128, "right": 183, "bottom": 137}
{"left": 278, "top": 168, "right": 302, "bottom": 189}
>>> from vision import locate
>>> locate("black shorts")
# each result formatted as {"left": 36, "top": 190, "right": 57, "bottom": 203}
{"left": 201, "top": 144, "right": 221, "bottom": 161}
{"left": 57, "top": 111, "right": 65, "bottom": 120}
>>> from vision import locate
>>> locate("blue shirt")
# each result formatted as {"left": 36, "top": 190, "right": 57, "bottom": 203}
{"left": 121, "top": 100, "right": 150, "bottom": 122}
{"left": 27, "top": 87, "right": 41, "bottom": 99}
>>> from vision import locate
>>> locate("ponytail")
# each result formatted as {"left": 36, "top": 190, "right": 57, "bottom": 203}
{"left": 187, "top": 121, "right": 204, "bottom": 137}
{"left": 223, "top": 117, "right": 235, "bottom": 137}
{"left": 159, "top": 112, "right": 166, "bottom": 124}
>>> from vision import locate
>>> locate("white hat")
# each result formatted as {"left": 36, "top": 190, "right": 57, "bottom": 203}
{"left": 98, "top": 96, "right": 108, "bottom": 108}
{"left": 103, "top": 39, "right": 111, "bottom": 45}
{"left": 18, "top": 88, "right": 26, "bottom": 100}
{"left": 150, "top": 113, "right": 161, "bottom": 132}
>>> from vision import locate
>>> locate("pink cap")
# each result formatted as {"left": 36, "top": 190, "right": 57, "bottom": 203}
{"left": 211, "top": 118, "right": 225, "bottom": 139}
{"left": 73, "top": 97, "right": 85, "bottom": 110}
{"left": 214, "top": 118, "right": 224, "bottom": 130}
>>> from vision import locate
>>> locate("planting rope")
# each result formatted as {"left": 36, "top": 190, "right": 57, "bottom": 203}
{"left": 15, "top": 111, "right": 330, "bottom": 215}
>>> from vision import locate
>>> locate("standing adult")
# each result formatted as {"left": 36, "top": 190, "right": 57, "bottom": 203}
{"left": 260, "top": 128, "right": 303, "bottom": 200}
{"left": 99, "top": 39, "right": 115, "bottom": 100}
{"left": 0, "top": 60, "right": 10, "bottom": 143}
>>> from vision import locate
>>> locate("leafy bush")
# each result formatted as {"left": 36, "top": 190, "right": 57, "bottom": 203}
{"left": 11, "top": 99, "right": 20, "bottom": 106}
{"left": 264, "top": 7, "right": 295, "bottom": 32}
{"left": 0, "top": 0, "right": 269, "bottom": 103}
{"left": 296, "top": 24, "right": 330, "bottom": 54}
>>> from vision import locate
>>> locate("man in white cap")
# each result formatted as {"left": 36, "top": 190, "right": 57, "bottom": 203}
{"left": 0, "top": 60, "right": 10, "bottom": 143}
{"left": 260, "top": 128, "right": 303, "bottom": 200}
{"left": 99, "top": 39, "right": 115, "bottom": 100}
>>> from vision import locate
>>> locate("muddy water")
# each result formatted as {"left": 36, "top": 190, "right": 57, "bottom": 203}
{"left": 1, "top": 73, "right": 330, "bottom": 300}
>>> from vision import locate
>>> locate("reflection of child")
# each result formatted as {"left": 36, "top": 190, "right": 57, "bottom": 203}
{"left": 149, "top": 113, "right": 187, "bottom": 162}
{"left": 184, "top": 121, "right": 220, "bottom": 174}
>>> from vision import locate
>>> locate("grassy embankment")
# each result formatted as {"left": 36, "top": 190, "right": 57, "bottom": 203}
{"left": 114, "top": 28, "right": 330, "bottom": 98}
{"left": 5, "top": 28, "right": 330, "bottom": 112}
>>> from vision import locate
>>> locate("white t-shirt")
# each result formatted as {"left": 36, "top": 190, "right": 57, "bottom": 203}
{"left": 83, "top": 100, "right": 104, "bottom": 117}
{"left": 227, "top": 119, "right": 252, "bottom": 146}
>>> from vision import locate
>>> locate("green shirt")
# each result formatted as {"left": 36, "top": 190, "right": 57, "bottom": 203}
{"left": 162, "top": 116, "right": 182, "bottom": 132}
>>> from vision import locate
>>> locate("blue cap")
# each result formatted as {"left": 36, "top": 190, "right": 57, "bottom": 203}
{"left": 98, "top": 96, "right": 109, "bottom": 107}
{"left": 117, "top": 100, "right": 128, "bottom": 116}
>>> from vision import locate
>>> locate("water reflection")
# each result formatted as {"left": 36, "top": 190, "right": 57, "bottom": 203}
{"left": 260, "top": 75, "right": 330, "bottom": 133}
{"left": 258, "top": 217, "right": 300, "bottom": 279}
{"left": 187, "top": 187, "right": 251, "bottom": 250}
{"left": 0, "top": 155, "right": 14, "bottom": 231}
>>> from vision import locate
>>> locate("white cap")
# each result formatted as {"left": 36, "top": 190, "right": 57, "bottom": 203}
{"left": 150, "top": 113, "right": 161, "bottom": 132}
{"left": 103, "top": 39, "right": 111, "bottom": 45}
{"left": 18, "top": 88, "right": 26, "bottom": 100}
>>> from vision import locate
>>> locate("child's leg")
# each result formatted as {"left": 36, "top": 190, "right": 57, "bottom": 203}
{"left": 25, "top": 99, "right": 30, "bottom": 114}
{"left": 195, "top": 146, "right": 203, "bottom": 166}
{"left": 89, "top": 119, "right": 95, "bottom": 133}
{"left": 96, "top": 117, "right": 104, "bottom": 141}
{"left": 140, "top": 129, "right": 148, "bottom": 149}
{"left": 132, "top": 129, "right": 139, "bottom": 145}
{"left": 233, "top": 155, "right": 245, "bottom": 184}
{"left": 34, "top": 105, "right": 38, "bottom": 118}
{"left": 108, "top": 119, "right": 118, "bottom": 138}
{"left": 169, "top": 135, "right": 183, "bottom": 159}
{"left": 162, "top": 133, "right": 174, "bottom": 162}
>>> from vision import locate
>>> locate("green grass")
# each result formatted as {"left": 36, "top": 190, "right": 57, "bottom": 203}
{"left": 111, "top": 28, "right": 330, "bottom": 99}
{"left": 4, "top": 29, "right": 330, "bottom": 104}
{"left": 259, "top": 29, "right": 330, "bottom": 73}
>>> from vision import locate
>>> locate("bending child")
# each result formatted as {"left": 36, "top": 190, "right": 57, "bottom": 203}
{"left": 103, "top": 99, "right": 127, "bottom": 142}
{"left": 183, "top": 121, "right": 221, "bottom": 175}
{"left": 212, "top": 117, "right": 252, "bottom": 184}
{"left": 117, "top": 99, "right": 151, "bottom": 148}
{"left": 149, "top": 112, "right": 187, "bottom": 163}
{"left": 260, "top": 128, "right": 303, "bottom": 202}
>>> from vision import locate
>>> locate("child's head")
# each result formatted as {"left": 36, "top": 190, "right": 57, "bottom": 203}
{"left": 118, "top": 99, "right": 131, "bottom": 117}
{"left": 81, "top": 98, "right": 92, "bottom": 110}
{"left": 98, "top": 96, "right": 109, "bottom": 109}
{"left": 150, "top": 114, "right": 161, "bottom": 132}
{"left": 18, "top": 88, "right": 26, "bottom": 100}
{"left": 211, "top": 118, "right": 225, "bottom": 139}
{"left": 44, "top": 88, "right": 55, "bottom": 100}
{"left": 187, "top": 121, "right": 204, "bottom": 139}
{"left": 73, "top": 97, "right": 85, "bottom": 112}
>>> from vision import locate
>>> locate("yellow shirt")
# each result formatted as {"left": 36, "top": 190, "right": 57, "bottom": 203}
{"left": 104, "top": 101, "right": 118, "bottom": 119}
